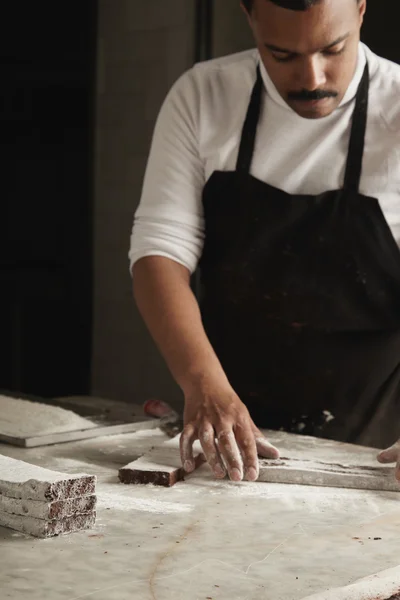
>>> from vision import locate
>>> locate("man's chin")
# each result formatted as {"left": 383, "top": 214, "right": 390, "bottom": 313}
{"left": 287, "top": 97, "right": 338, "bottom": 119}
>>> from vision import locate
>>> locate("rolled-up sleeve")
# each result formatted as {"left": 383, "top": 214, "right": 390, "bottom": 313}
{"left": 129, "top": 68, "right": 205, "bottom": 275}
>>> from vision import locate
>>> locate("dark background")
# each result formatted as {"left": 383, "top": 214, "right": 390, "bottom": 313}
{"left": 1, "top": 1, "right": 398, "bottom": 401}
{"left": 1, "top": 2, "right": 97, "bottom": 397}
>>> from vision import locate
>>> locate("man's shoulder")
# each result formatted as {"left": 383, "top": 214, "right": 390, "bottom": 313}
{"left": 186, "top": 49, "right": 258, "bottom": 91}
{"left": 369, "top": 48, "right": 400, "bottom": 91}
{"left": 167, "top": 49, "right": 258, "bottom": 118}
{"left": 193, "top": 48, "right": 258, "bottom": 72}
{"left": 367, "top": 45, "right": 400, "bottom": 132}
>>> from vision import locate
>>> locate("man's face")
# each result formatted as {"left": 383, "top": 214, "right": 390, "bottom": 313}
{"left": 245, "top": 0, "right": 366, "bottom": 119}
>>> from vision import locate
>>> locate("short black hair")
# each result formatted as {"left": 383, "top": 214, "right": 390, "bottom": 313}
{"left": 243, "top": 0, "right": 322, "bottom": 11}
{"left": 243, "top": 0, "right": 357, "bottom": 11}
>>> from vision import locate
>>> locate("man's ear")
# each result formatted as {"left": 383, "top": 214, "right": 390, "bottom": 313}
{"left": 358, "top": 0, "right": 367, "bottom": 27}
{"left": 240, "top": 1, "right": 253, "bottom": 27}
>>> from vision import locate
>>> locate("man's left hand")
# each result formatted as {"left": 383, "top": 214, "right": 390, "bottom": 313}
{"left": 377, "top": 441, "right": 400, "bottom": 481}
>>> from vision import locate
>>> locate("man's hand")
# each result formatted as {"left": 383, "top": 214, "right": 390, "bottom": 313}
{"left": 180, "top": 381, "right": 280, "bottom": 482}
{"left": 133, "top": 256, "right": 279, "bottom": 482}
{"left": 377, "top": 441, "right": 400, "bottom": 482}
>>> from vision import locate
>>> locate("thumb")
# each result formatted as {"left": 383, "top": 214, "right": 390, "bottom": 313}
{"left": 253, "top": 429, "right": 280, "bottom": 459}
{"left": 377, "top": 443, "right": 400, "bottom": 464}
{"left": 143, "top": 398, "right": 175, "bottom": 418}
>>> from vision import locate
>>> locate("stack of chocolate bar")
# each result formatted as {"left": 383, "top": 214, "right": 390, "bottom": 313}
{"left": 0, "top": 455, "right": 96, "bottom": 538}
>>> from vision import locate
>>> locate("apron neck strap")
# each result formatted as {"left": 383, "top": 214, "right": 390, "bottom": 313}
{"left": 236, "top": 65, "right": 263, "bottom": 173}
{"left": 236, "top": 62, "right": 370, "bottom": 196}
{"left": 343, "top": 62, "right": 370, "bottom": 193}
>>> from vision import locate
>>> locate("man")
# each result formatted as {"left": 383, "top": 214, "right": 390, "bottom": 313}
{"left": 129, "top": 0, "right": 400, "bottom": 483}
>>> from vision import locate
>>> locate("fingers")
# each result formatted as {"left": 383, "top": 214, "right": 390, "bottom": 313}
{"left": 253, "top": 428, "right": 280, "bottom": 459}
{"left": 217, "top": 430, "right": 244, "bottom": 482}
{"left": 181, "top": 423, "right": 226, "bottom": 479}
{"left": 235, "top": 424, "right": 259, "bottom": 482}
{"left": 181, "top": 423, "right": 281, "bottom": 482}
{"left": 180, "top": 424, "right": 196, "bottom": 473}
{"left": 198, "top": 425, "right": 225, "bottom": 479}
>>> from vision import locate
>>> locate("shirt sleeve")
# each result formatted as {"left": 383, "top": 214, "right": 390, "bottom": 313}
{"left": 129, "top": 67, "right": 205, "bottom": 275}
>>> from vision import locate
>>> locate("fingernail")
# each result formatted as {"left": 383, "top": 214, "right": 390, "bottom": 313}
{"left": 214, "top": 465, "right": 225, "bottom": 479}
{"left": 246, "top": 467, "right": 258, "bottom": 482}
{"left": 230, "top": 468, "right": 242, "bottom": 482}
{"left": 184, "top": 461, "right": 194, "bottom": 473}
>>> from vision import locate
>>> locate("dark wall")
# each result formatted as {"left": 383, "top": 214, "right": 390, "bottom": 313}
{"left": 362, "top": 2, "right": 400, "bottom": 64}
{"left": 91, "top": 0, "right": 197, "bottom": 407}
{"left": 211, "top": 1, "right": 400, "bottom": 64}
{"left": 1, "top": 2, "right": 97, "bottom": 397}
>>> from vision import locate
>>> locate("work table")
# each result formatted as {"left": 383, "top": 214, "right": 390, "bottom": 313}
{"left": 0, "top": 429, "right": 399, "bottom": 600}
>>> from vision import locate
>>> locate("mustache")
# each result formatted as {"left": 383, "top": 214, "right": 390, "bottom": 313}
{"left": 288, "top": 89, "right": 338, "bottom": 101}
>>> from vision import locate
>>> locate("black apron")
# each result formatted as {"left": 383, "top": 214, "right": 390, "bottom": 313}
{"left": 199, "top": 63, "right": 400, "bottom": 448}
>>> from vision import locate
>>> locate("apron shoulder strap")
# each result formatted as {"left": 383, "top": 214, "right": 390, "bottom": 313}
{"left": 343, "top": 62, "right": 370, "bottom": 193}
{"left": 236, "top": 65, "right": 263, "bottom": 174}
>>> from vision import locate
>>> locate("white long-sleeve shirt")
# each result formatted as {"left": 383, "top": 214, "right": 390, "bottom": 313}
{"left": 129, "top": 43, "right": 400, "bottom": 274}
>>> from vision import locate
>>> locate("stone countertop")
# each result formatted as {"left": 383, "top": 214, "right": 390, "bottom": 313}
{"left": 0, "top": 429, "right": 399, "bottom": 600}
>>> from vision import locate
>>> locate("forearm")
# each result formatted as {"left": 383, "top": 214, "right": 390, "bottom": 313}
{"left": 132, "top": 256, "right": 229, "bottom": 395}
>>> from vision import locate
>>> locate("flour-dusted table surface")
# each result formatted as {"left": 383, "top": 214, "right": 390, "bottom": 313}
{"left": 0, "top": 429, "right": 399, "bottom": 600}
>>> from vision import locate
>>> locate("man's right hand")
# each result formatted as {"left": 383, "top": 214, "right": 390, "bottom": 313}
{"left": 180, "top": 381, "right": 280, "bottom": 482}
{"left": 133, "top": 257, "right": 279, "bottom": 482}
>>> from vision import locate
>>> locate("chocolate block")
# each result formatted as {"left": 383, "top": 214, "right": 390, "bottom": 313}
{"left": 119, "top": 438, "right": 204, "bottom": 487}
{"left": 0, "top": 455, "right": 96, "bottom": 501}
{"left": 0, "top": 493, "right": 97, "bottom": 520}
{"left": 0, "top": 510, "right": 97, "bottom": 538}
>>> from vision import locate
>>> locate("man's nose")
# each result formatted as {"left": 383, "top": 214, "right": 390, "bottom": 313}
{"left": 298, "top": 56, "right": 327, "bottom": 90}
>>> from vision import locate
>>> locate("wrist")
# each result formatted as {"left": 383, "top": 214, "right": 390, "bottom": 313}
{"left": 179, "top": 367, "right": 232, "bottom": 399}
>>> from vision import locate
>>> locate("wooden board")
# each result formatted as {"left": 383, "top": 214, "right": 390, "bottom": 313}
{"left": 0, "top": 394, "right": 158, "bottom": 447}
{"left": 118, "top": 437, "right": 399, "bottom": 492}
{"left": 257, "top": 456, "right": 400, "bottom": 492}
{"left": 300, "top": 565, "right": 400, "bottom": 600}
{"left": 0, "top": 418, "right": 159, "bottom": 448}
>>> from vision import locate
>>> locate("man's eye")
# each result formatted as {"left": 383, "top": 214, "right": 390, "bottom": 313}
{"left": 323, "top": 45, "right": 346, "bottom": 57}
{"left": 271, "top": 52, "right": 295, "bottom": 63}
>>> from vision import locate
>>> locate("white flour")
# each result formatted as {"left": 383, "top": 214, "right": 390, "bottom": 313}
{"left": 98, "top": 491, "right": 193, "bottom": 514}
{"left": 0, "top": 395, "right": 97, "bottom": 438}
{"left": 175, "top": 470, "right": 398, "bottom": 516}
